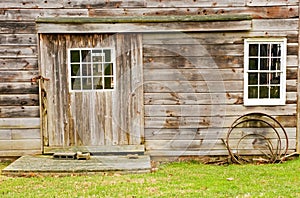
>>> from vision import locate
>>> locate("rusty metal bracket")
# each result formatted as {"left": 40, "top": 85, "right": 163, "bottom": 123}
{"left": 31, "top": 75, "right": 50, "bottom": 84}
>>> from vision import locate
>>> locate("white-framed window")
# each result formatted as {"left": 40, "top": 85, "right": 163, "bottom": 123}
{"left": 244, "top": 38, "right": 287, "bottom": 106}
{"left": 68, "top": 48, "right": 115, "bottom": 92}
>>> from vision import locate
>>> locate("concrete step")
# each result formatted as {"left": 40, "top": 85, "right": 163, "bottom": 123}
{"left": 2, "top": 154, "right": 151, "bottom": 176}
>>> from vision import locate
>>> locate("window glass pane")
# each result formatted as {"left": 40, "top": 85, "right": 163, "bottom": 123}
{"left": 71, "top": 78, "right": 81, "bottom": 90}
{"left": 249, "top": 58, "right": 258, "bottom": 70}
{"left": 259, "top": 86, "right": 269, "bottom": 98}
{"left": 270, "top": 86, "right": 280, "bottom": 98}
{"left": 260, "top": 58, "right": 269, "bottom": 70}
{"left": 249, "top": 73, "right": 258, "bottom": 85}
{"left": 71, "top": 64, "right": 80, "bottom": 77}
{"left": 92, "top": 55, "right": 103, "bottom": 62}
{"left": 248, "top": 86, "right": 258, "bottom": 98}
{"left": 271, "top": 44, "right": 281, "bottom": 57}
{"left": 271, "top": 58, "right": 280, "bottom": 70}
{"left": 104, "top": 63, "right": 113, "bottom": 75}
{"left": 82, "top": 78, "right": 92, "bottom": 90}
{"left": 260, "top": 44, "right": 270, "bottom": 57}
{"left": 270, "top": 73, "right": 280, "bottom": 84}
{"left": 249, "top": 44, "right": 258, "bottom": 56}
{"left": 93, "top": 64, "right": 102, "bottom": 76}
{"left": 82, "top": 64, "right": 92, "bottom": 76}
{"left": 104, "top": 77, "right": 114, "bottom": 89}
{"left": 259, "top": 73, "right": 269, "bottom": 85}
{"left": 81, "top": 50, "right": 91, "bottom": 62}
{"left": 103, "top": 50, "right": 111, "bottom": 62}
{"left": 69, "top": 48, "right": 114, "bottom": 91}
{"left": 70, "top": 50, "right": 80, "bottom": 63}
{"left": 93, "top": 77, "right": 103, "bottom": 89}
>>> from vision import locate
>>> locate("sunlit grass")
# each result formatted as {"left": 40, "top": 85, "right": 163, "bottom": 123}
{"left": 0, "top": 158, "right": 299, "bottom": 197}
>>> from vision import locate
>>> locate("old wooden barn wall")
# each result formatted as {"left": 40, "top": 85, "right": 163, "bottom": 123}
{"left": 0, "top": 0, "right": 299, "bottom": 157}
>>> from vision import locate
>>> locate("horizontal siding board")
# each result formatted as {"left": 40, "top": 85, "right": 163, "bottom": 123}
{"left": 144, "top": 68, "right": 244, "bottom": 81}
{"left": 0, "top": 58, "right": 38, "bottom": 71}
{"left": 252, "top": 19, "right": 298, "bottom": 31}
{"left": 144, "top": 56, "right": 243, "bottom": 69}
{"left": 147, "top": 149, "right": 296, "bottom": 157}
{"left": 144, "top": 93, "right": 242, "bottom": 105}
{"left": 144, "top": 68, "right": 296, "bottom": 81}
{"left": 0, "top": 130, "right": 11, "bottom": 140}
{"left": 143, "top": 31, "right": 299, "bottom": 45}
{"left": 0, "top": 34, "right": 37, "bottom": 45}
{"left": 143, "top": 44, "right": 244, "bottom": 57}
{"left": 143, "top": 55, "right": 297, "bottom": 69}
{"left": 0, "top": 45, "right": 37, "bottom": 58}
{"left": 145, "top": 128, "right": 296, "bottom": 140}
{"left": 37, "top": 20, "right": 252, "bottom": 33}
{"left": 145, "top": 139, "right": 295, "bottom": 151}
{"left": 0, "top": 0, "right": 64, "bottom": 8}
{"left": 63, "top": 0, "right": 146, "bottom": 8}
{"left": 0, "top": 129, "right": 40, "bottom": 140}
{"left": 11, "top": 129, "right": 40, "bottom": 139}
{"left": 145, "top": 0, "right": 246, "bottom": 7}
{"left": 90, "top": 6, "right": 299, "bottom": 19}
{"left": 0, "top": 22, "right": 36, "bottom": 34}
{"left": 144, "top": 80, "right": 297, "bottom": 93}
{"left": 145, "top": 116, "right": 296, "bottom": 129}
{"left": 0, "top": 150, "right": 41, "bottom": 156}
{"left": 0, "top": 9, "right": 88, "bottom": 21}
{"left": 0, "top": 139, "right": 41, "bottom": 150}
{"left": 0, "top": 71, "right": 39, "bottom": 82}
{"left": 0, "top": 118, "right": 40, "bottom": 128}
{"left": 0, "top": 94, "right": 39, "bottom": 106}
{"left": 0, "top": 83, "right": 39, "bottom": 94}
{"left": 144, "top": 92, "right": 296, "bottom": 105}
{"left": 0, "top": 106, "right": 39, "bottom": 118}
{"left": 246, "top": 0, "right": 299, "bottom": 6}
{"left": 144, "top": 104, "right": 297, "bottom": 117}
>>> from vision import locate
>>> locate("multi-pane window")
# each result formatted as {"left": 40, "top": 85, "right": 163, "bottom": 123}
{"left": 68, "top": 48, "right": 115, "bottom": 91}
{"left": 244, "top": 39, "right": 286, "bottom": 106}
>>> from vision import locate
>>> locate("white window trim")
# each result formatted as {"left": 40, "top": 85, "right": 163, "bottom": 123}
{"left": 68, "top": 48, "right": 116, "bottom": 92}
{"left": 244, "top": 38, "right": 287, "bottom": 106}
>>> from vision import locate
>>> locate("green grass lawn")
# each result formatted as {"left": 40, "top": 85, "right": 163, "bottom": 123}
{"left": 0, "top": 158, "right": 300, "bottom": 198}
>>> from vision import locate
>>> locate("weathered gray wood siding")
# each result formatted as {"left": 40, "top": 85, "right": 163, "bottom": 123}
{"left": 39, "top": 33, "right": 144, "bottom": 148}
{"left": 141, "top": 2, "right": 299, "bottom": 157}
{"left": 0, "top": 0, "right": 299, "bottom": 157}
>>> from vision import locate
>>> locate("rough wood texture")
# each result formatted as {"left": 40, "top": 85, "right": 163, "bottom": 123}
{"left": 0, "top": 0, "right": 299, "bottom": 158}
{"left": 40, "top": 33, "right": 144, "bottom": 147}
{"left": 143, "top": 29, "right": 298, "bottom": 156}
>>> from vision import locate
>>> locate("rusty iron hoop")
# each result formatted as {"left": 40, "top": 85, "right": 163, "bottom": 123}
{"left": 226, "top": 113, "right": 288, "bottom": 164}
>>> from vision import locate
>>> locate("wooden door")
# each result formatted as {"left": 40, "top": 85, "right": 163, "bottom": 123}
{"left": 39, "top": 33, "right": 144, "bottom": 149}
